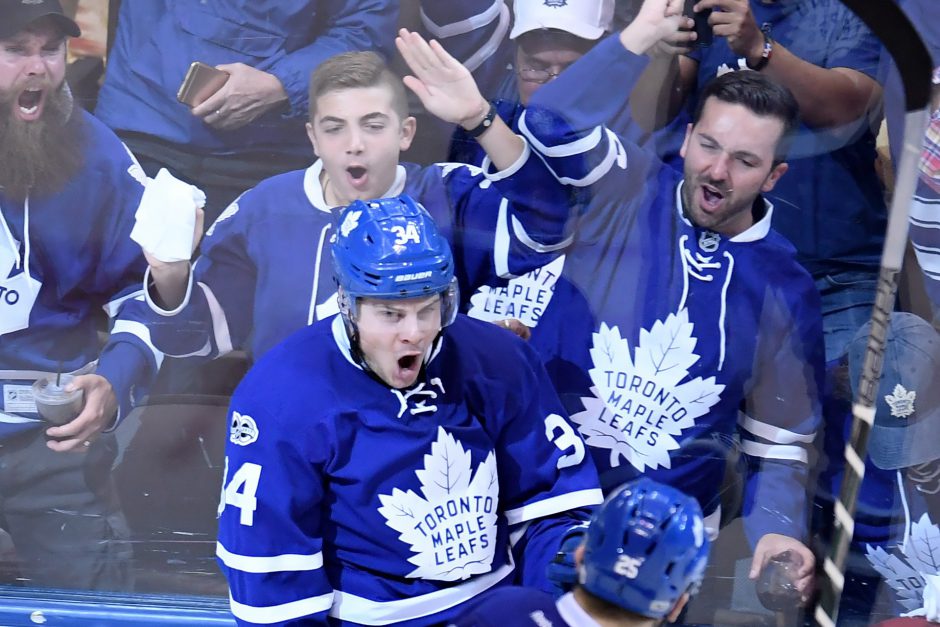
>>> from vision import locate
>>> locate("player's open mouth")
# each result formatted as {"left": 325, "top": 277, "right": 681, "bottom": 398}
{"left": 16, "top": 88, "right": 44, "bottom": 120}
{"left": 397, "top": 354, "right": 419, "bottom": 371}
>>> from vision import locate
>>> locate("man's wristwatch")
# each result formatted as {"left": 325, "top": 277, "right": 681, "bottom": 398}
{"left": 747, "top": 29, "right": 774, "bottom": 71}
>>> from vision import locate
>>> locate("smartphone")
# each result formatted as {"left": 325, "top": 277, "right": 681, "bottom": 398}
{"left": 684, "top": 0, "right": 713, "bottom": 48}
{"left": 177, "top": 62, "right": 230, "bottom": 107}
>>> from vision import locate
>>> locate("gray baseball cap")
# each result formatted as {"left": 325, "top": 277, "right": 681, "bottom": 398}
{"left": 848, "top": 312, "right": 940, "bottom": 470}
{"left": 0, "top": 0, "right": 81, "bottom": 40}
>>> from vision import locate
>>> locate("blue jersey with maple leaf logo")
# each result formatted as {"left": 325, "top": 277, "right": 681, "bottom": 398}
{"left": 147, "top": 152, "right": 578, "bottom": 364}
{"left": 0, "top": 110, "right": 161, "bottom": 434}
{"left": 216, "top": 315, "right": 602, "bottom": 626}
{"left": 515, "top": 36, "right": 826, "bottom": 545}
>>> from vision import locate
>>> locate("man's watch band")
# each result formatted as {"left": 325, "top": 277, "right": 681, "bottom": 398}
{"left": 747, "top": 30, "right": 774, "bottom": 71}
{"left": 465, "top": 103, "right": 497, "bottom": 138}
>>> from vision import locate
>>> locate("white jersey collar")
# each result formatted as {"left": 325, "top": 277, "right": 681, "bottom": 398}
{"left": 674, "top": 180, "right": 774, "bottom": 243}
{"left": 556, "top": 592, "right": 603, "bottom": 627}
{"left": 304, "top": 161, "right": 408, "bottom": 212}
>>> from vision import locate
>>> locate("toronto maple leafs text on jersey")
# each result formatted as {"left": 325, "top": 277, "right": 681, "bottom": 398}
{"left": 145, "top": 151, "right": 579, "bottom": 363}
{"left": 215, "top": 315, "right": 602, "bottom": 626}
{"left": 513, "top": 35, "right": 825, "bottom": 544}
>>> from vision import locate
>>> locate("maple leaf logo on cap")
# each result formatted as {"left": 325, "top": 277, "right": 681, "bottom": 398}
{"left": 885, "top": 383, "right": 917, "bottom": 419}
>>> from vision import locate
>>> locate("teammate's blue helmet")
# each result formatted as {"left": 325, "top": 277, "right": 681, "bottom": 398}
{"left": 579, "top": 478, "right": 710, "bottom": 619}
{"left": 332, "top": 195, "right": 459, "bottom": 325}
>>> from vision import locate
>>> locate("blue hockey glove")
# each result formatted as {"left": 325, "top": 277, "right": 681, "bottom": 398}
{"left": 546, "top": 523, "right": 589, "bottom": 597}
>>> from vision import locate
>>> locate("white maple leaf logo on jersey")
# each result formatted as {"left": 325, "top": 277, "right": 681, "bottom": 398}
{"left": 885, "top": 384, "right": 917, "bottom": 418}
{"left": 377, "top": 427, "right": 499, "bottom": 581}
{"left": 570, "top": 310, "right": 724, "bottom": 472}
{"left": 468, "top": 256, "right": 565, "bottom": 328}
{"left": 866, "top": 513, "right": 940, "bottom": 612}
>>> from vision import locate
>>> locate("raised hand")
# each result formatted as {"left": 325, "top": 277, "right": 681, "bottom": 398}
{"left": 395, "top": 28, "right": 489, "bottom": 130}
{"left": 621, "top": 0, "right": 689, "bottom": 55}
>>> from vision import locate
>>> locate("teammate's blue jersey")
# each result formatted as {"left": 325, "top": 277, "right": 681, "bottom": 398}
{"left": 449, "top": 589, "right": 588, "bottom": 627}
{"left": 149, "top": 150, "right": 576, "bottom": 362}
{"left": 503, "top": 36, "right": 825, "bottom": 544}
{"left": 0, "top": 110, "right": 161, "bottom": 434}
{"left": 216, "top": 315, "right": 603, "bottom": 626}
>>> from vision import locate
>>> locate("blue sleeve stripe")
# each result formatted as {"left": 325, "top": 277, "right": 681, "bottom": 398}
{"left": 737, "top": 413, "right": 816, "bottom": 444}
{"left": 504, "top": 488, "right": 604, "bottom": 526}
{"left": 229, "top": 591, "right": 332, "bottom": 625}
{"left": 217, "top": 543, "right": 323, "bottom": 574}
{"left": 740, "top": 440, "right": 808, "bottom": 464}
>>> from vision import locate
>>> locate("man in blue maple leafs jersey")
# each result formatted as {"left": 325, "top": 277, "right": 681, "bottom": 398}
{"left": 215, "top": 196, "right": 602, "bottom": 626}
{"left": 513, "top": 0, "right": 825, "bottom": 596}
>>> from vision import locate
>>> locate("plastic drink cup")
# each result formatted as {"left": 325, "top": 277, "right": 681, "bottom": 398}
{"left": 31, "top": 374, "right": 84, "bottom": 425}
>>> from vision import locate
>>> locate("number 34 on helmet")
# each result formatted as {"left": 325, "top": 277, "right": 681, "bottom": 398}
{"left": 331, "top": 195, "right": 459, "bottom": 326}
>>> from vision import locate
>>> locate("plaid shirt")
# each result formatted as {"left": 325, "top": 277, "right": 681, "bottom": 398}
{"left": 921, "top": 67, "right": 940, "bottom": 193}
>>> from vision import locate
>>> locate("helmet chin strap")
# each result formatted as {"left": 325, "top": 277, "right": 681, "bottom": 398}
{"left": 341, "top": 310, "right": 445, "bottom": 390}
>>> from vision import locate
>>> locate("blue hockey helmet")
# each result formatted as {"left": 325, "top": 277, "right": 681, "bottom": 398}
{"left": 579, "top": 478, "right": 710, "bottom": 619}
{"left": 332, "top": 195, "right": 459, "bottom": 325}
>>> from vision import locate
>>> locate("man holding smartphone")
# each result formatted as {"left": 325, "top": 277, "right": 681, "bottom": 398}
{"left": 95, "top": 0, "right": 398, "bottom": 227}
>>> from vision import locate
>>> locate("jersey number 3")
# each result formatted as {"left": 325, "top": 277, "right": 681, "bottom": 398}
{"left": 544, "top": 414, "right": 585, "bottom": 469}
{"left": 218, "top": 458, "right": 262, "bottom": 526}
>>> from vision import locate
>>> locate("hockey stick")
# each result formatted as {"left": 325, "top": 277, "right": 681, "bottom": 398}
{"left": 813, "top": 3, "right": 933, "bottom": 626}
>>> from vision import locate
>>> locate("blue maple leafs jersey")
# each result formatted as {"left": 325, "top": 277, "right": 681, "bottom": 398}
{"left": 449, "top": 588, "right": 587, "bottom": 627}
{"left": 0, "top": 111, "right": 161, "bottom": 434}
{"left": 148, "top": 149, "right": 576, "bottom": 362}
{"left": 217, "top": 315, "right": 602, "bottom": 626}
{"left": 506, "top": 36, "right": 825, "bottom": 544}
{"left": 684, "top": 0, "right": 886, "bottom": 278}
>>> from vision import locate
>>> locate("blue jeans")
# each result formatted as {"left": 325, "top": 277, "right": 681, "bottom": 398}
{"left": 816, "top": 270, "right": 879, "bottom": 364}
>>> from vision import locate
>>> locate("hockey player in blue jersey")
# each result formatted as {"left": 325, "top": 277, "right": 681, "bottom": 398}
{"left": 501, "top": 0, "right": 823, "bottom": 596}
{"left": 0, "top": 0, "right": 161, "bottom": 589}
{"left": 451, "top": 478, "right": 710, "bottom": 627}
{"left": 215, "top": 196, "right": 603, "bottom": 626}
{"left": 143, "top": 34, "right": 575, "bottom": 368}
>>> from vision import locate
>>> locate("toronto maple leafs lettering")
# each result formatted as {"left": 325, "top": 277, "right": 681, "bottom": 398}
{"left": 469, "top": 256, "right": 565, "bottom": 327}
{"left": 571, "top": 311, "right": 724, "bottom": 472}
{"left": 378, "top": 427, "right": 499, "bottom": 581}
{"left": 867, "top": 513, "right": 940, "bottom": 613}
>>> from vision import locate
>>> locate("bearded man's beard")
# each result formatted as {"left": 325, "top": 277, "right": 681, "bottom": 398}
{"left": 0, "top": 81, "right": 86, "bottom": 201}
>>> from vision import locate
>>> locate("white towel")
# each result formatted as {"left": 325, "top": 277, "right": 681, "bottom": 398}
{"left": 130, "top": 168, "right": 206, "bottom": 263}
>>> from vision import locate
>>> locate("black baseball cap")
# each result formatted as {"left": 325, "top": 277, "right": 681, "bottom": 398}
{"left": 0, "top": 0, "right": 81, "bottom": 40}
